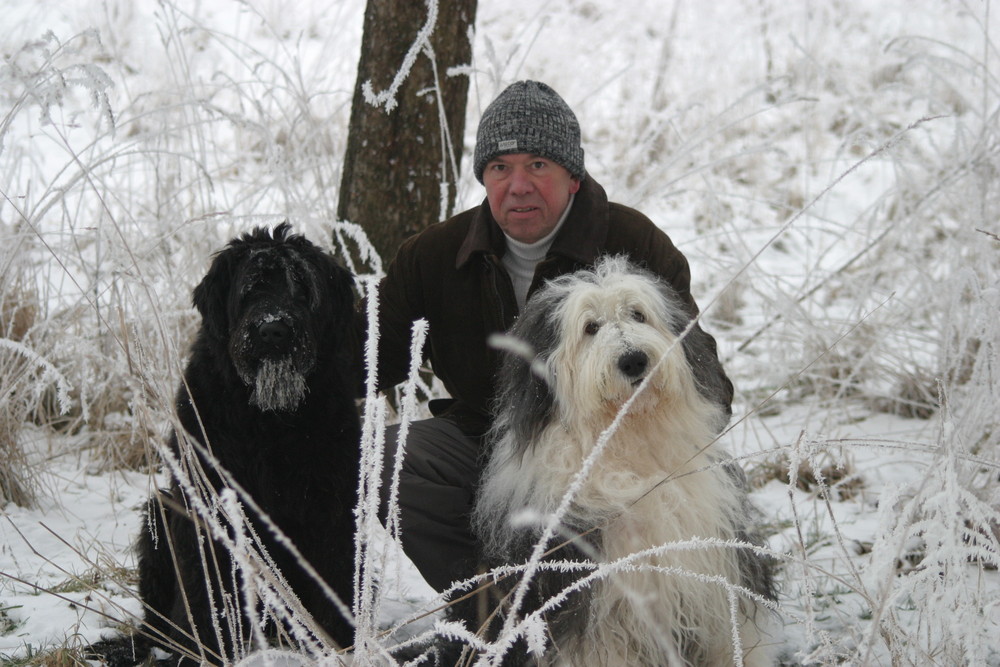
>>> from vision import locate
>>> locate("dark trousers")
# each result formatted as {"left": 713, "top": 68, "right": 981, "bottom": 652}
{"left": 379, "top": 418, "right": 481, "bottom": 593}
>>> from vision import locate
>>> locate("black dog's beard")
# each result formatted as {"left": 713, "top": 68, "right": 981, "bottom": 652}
{"left": 230, "top": 308, "right": 315, "bottom": 412}
{"left": 248, "top": 357, "right": 309, "bottom": 412}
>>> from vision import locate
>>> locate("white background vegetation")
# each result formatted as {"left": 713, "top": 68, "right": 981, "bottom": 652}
{"left": 0, "top": 0, "right": 998, "bottom": 665}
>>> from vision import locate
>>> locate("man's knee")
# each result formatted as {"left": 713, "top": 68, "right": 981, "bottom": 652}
{"left": 382, "top": 418, "right": 479, "bottom": 489}
{"left": 378, "top": 418, "right": 482, "bottom": 591}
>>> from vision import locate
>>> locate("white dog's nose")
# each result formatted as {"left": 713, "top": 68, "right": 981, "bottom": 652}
{"left": 617, "top": 350, "right": 649, "bottom": 379}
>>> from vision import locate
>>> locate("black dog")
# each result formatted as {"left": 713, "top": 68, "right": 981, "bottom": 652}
{"left": 90, "top": 224, "right": 360, "bottom": 665}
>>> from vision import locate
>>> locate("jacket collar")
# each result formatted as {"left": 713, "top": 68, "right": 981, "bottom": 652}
{"left": 456, "top": 174, "right": 610, "bottom": 269}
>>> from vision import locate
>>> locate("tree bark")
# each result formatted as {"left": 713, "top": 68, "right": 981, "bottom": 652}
{"left": 339, "top": 0, "right": 477, "bottom": 263}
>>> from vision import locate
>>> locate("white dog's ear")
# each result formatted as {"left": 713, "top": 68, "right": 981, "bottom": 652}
{"left": 653, "top": 279, "right": 733, "bottom": 426}
{"left": 493, "top": 295, "right": 564, "bottom": 446}
{"left": 681, "top": 326, "right": 732, "bottom": 425}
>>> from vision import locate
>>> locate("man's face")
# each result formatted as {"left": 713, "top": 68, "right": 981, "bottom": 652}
{"left": 483, "top": 154, "right": 581, "bottom": 244}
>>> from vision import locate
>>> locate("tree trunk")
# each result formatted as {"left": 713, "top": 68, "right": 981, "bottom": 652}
{"left": 339, "top": 0, "right": 478, "bottom": 263}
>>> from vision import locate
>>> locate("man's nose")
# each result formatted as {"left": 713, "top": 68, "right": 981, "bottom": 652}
{"left": 508, "top": 167, "right": 534, "bottom": 194}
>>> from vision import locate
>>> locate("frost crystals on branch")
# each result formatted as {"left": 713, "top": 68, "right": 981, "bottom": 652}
{"left": 361, "top": 0, "right": 440, "bottom": 113}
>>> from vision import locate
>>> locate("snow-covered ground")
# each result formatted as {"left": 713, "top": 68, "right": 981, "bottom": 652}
{"left": 2, "top": 0, "right": 998, "bottom": 665}
{"left": 3, "top": 404, "right": 995, "bottom": 664}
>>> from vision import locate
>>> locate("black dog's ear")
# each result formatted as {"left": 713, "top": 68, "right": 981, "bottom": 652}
{"left": 324, "top": 254, "right": 356, "bottom": 317}
{"left": 192, "top": 245, "right": 243, "bottom": 340}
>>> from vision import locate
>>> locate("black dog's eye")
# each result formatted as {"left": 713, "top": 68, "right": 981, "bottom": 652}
{"left": 290, "top": 277, "right": 311, "bottom": 304}
{"left": 584, "top": 321, "right": 600, "bottom": 335}
{"left": 631, "top": 309, "right": 646, "bottom": 323}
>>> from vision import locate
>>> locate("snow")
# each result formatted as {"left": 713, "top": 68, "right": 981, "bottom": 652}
{"left": 2, "top": 0, "right": 999, "bottom": 665}
{"left": 0, "top": 429, "right": 150, "bottom": 653}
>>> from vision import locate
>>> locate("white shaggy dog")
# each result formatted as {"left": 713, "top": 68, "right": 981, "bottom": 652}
{"left": 472, "top": 256, "right": 776, "bottom": 666}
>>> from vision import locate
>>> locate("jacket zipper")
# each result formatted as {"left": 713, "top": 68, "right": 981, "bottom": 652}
{"left": 485, "top": 256, "right": 517, "bottom": 332}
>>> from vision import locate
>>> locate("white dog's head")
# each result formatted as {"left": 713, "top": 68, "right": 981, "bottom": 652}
{"left": 551, "top": 258, "right": 685, "bottom": 413}
{"left": 492, "top": 256, "right": 729, "bottom": 448}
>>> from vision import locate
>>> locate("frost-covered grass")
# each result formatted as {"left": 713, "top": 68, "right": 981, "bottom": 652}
{"left": 1, "top": 0, "right": 998, "bottom": 665}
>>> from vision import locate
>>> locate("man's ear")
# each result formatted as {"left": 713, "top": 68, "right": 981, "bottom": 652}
{"left": 569, "top": 177, "right": 582, "bottom": 194}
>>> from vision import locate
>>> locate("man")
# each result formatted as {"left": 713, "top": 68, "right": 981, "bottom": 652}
{"left": 364, "top": 80, "right": 733, "bottom": 592}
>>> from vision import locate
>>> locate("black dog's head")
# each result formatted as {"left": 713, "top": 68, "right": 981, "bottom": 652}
{"left": 192, "top": 222, "right": 354, "bottom": 412}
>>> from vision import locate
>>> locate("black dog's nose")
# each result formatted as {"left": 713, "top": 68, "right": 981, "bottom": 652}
{"left": 617, "top": 350, "right": 649, "bottom": 379}
{"left": 258, "top": 320, "right": 291, "bottom": 348}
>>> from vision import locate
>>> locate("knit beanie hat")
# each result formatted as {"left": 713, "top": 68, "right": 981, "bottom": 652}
{"left": 473, "top": 80, "right": 585, "bottom": 183}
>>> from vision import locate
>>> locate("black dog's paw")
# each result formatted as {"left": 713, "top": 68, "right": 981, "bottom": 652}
{"left": 81, "top": 635, "right": 151, "bottom": 667}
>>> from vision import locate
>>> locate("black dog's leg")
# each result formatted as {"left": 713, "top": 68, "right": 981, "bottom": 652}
{"left": 288, "top": 562, "right": 355, "bottom": 650}
{"left": 136, "top": 488, "right": 236, "bottom": 666}
{"left": 136, "top": 493, "right": 178, "bottom": 657}
{"left": 80, "top": 495, "right": 174, "bottom": 667}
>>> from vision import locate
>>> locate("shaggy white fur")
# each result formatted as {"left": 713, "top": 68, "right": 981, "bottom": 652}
{"left": 474, "top": 256, "right": 776, "bottom": 666}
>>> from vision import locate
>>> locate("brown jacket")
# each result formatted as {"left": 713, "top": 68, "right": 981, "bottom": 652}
{"left": 364, "top": 175, "right": 733, "bottom": 436}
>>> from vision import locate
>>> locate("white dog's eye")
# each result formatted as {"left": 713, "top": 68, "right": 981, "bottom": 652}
{"left": 584, "top": 320, "right": 600, "bottom": 335}
{"left": 631, "top": 309, "right": 646, "bottom": 323}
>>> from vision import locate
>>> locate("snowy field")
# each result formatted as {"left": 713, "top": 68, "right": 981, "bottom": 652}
{"left": 1, "top": 0, "right": 998, "bottom": 665}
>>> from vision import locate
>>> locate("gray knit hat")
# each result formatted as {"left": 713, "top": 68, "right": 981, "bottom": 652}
{"left": 473, "top": 80, "right": 585, "bottom": 183}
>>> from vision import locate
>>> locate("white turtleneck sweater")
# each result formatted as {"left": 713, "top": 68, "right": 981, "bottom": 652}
{"left": 501, "top": 194, "right": 575, "bottom": 310}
